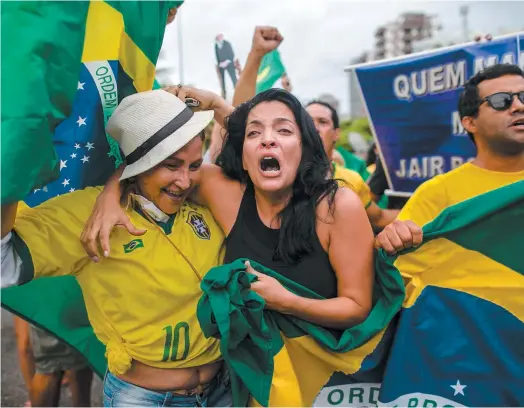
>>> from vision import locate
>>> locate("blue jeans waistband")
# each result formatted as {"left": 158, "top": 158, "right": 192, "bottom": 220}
{"left": 103, "top": 368, "right": 232, "bottom": 407}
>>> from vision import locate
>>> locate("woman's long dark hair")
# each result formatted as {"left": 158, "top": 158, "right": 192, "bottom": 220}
{"left": 216, "top": 89, "right": 338, "bottom": 264}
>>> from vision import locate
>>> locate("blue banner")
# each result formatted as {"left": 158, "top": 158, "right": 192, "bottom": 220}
{"left": 355, "top": 33, "right": 524, "bottom": 194}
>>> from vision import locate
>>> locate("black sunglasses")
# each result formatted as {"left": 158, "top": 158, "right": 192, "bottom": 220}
{"left": 481, "top": 91, "right": 524, "bottom": 111}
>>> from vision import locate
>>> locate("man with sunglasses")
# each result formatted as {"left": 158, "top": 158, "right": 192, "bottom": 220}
{"left": 376, "top": 63, "right": 524, "bottom": 254}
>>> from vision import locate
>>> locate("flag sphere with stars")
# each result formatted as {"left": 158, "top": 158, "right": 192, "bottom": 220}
{"left": 25, "top": 62, "right": 125, "bottom": 207}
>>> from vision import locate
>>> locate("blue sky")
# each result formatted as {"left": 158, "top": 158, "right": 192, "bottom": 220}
{"left": 158, "top": 0, "right": 524, "bottom": 115}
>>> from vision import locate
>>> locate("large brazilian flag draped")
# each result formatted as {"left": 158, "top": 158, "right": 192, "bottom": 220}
{"left": 198, "top": 258, "right": 404, "bottom": 407}
{"left": 1, "top": 0, "right": 181, "bottom": 377}
{"left": 1, "top": 1, "right": 180, "bottom": 204}
{"left": 377, "top": 179, "right": 524, "bottom": 407}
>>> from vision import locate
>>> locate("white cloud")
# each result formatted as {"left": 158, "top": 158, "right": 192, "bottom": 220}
{"left": 159, "top": 0, "right": 524, "bottom": 116}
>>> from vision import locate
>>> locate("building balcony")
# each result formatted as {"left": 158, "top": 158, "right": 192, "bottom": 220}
{"left": 375, "top": 50, "right": 386, "bottom": 60}
{"left": 402, "top": 44, "right": 413, "bottom": 54}
{"left": 375, "top": 26, "right": 386, "bottom": 37}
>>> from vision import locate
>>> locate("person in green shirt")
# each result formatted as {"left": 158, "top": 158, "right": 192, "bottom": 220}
{"left": 336, "top": 145, "right": 370, "bottom": 180}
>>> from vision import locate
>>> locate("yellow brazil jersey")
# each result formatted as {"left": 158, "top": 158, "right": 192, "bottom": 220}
{"left": 398, "top": 163, "right": 524, "bottom": 227}
{"left": 333, "top": 163, "right": 372, "bottom": 209}
{"left": 13, "top": 187, "right": 225, "bottom": 375}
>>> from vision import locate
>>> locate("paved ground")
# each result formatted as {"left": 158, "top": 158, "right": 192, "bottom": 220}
{"left": 1, "top": 309, "right": 103, "bottom": 407}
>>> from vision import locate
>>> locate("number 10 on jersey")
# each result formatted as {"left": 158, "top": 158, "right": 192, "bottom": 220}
{"left": 162, "top": 322, "right": 190, "bottom": 362}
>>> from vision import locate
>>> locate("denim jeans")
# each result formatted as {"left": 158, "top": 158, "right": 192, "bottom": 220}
{"left": 103, "top": 368, "right": 232, "bottom": 407}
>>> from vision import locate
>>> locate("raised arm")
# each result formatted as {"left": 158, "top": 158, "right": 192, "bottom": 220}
{"left": 206, "top": 122, "right": 226, "bottom": 164}
{"left": 163, "top": 86, "right": 233, "bottom": 128}
{"left": 232, "top": 26, "right": 283, "bottom": 107}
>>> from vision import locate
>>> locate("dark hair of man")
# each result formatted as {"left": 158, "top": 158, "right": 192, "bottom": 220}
{"left": 458, "top": 64, "right": 524, "bottom": 143}
{"left": 305, "top": 100, "right": 340, "bottom": 129}
{"left": 216, "top": 89, "right": 339, "bottom": 264}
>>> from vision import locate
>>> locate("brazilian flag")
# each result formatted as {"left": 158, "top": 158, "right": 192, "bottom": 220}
{"left": 1, "top": 0, "right": 181, "bottom": 377}
{"left": 378, "top": 180, "right": 524, "bottom": 406}
{"left": 1, "top": 0, "right": 181, "bottom": 204}
{"left": 197, "top": 258, "right": 404, "bottom": 407}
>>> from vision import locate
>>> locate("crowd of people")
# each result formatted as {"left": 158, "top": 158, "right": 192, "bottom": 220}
{"left": 2, "top": 5, "right": 524, "bottom": 407}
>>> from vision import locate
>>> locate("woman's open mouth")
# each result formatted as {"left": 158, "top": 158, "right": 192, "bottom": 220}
{"left": 259, "top": 156, "right": 281, "bottom": 177}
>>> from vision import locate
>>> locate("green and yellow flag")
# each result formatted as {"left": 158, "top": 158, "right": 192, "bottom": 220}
{"left": 2, "top": 1, "right": 88, "bottom": 204}
{"left": 255, "top": 50, "right": 286, "bottom": 94}
{"left": 378, "top": 180, "right": 524, "bottom": 406}
{"left": 1, "top": 0, "right": 181, "bottom": 204}
{"left": 197, "top": 258, "right": 405, "bottom": 407}
{"left": 1, "top": 0, "right": 181, "bottom": 376}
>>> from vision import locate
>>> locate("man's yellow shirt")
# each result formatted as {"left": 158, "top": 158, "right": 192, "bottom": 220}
{"left": 398, "top": 163, "right": 524, "bottom": 226}
{"left": 13, "top": 187, "right": 225, "bottom": 375}
{"left": 333, "top": 163, "right": 372, "bottom": 209}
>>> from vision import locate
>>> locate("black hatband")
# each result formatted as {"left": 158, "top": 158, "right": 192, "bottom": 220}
{"left": 126, "top": 107, "right": 194, "bottom": 165}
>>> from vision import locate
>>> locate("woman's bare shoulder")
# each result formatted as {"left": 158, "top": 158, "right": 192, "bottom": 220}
{"left": 197, "top": 164, "right": 242, "bottom": 196}
{"left": 193, "top": 164, "right": 245, "bottom": 234}
{"left": 316, "top": 187, "right": 364, "bottom": 224}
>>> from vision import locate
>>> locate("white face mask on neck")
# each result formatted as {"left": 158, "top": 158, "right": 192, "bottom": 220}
{"left": 133, "top": 194, "right": 170, "bottom": 223}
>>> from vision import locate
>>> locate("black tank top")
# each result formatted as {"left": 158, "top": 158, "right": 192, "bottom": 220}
{"left": 224, "top": 183, "right": 338, "bottom": 299}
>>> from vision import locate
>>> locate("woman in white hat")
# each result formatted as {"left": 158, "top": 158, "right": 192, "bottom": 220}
{"left": 1, "top": 90, "right": 233, "bottom": 407}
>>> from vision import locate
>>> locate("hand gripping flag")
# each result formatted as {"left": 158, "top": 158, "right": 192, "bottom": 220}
{"left": 377, "top": 180, "right": 524, "bottom": 407}
{"left": 1, "top": 0, "right": 181, "bottom": 377}
{"left": 197, "top": 258, "right": 405, "bottom": 407}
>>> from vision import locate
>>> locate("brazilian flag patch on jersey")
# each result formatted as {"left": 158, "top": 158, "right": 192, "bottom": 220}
{"left": 123, "top": 239, "right": 144, "bottom": 253}
{"left": 186, "top": 211, "right": 210, "bottom": 240}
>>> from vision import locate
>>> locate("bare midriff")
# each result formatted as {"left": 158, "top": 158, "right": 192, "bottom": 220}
{"left": 117, "top": 359, "right": 223, "bottom": 392}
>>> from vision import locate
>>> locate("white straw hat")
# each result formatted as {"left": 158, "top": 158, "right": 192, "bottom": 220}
{"left": 107, "top": 90, "right": 214, "bottom": 181}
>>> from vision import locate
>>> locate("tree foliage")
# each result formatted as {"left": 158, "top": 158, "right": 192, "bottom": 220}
{"left": 336, "top": 117, "right": 373, "bottom": 151}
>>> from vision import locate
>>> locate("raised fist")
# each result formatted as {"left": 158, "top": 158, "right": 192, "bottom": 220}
{"left": 251, "top": 26, "right": 284, "bottom": 58}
